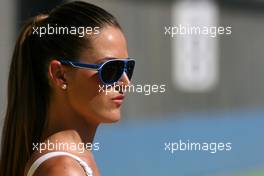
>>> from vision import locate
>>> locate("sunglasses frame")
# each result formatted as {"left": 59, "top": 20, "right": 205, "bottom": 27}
{"left": 59, "top": 58, "right": 135, "bottom": 85}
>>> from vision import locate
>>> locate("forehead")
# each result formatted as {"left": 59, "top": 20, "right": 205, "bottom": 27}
{"left": 80, "top": 26, "right": 128, "bottom": 63}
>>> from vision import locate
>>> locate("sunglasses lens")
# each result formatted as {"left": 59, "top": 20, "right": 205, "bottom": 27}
{"left": 101, "top": 60, "right": 124, "bottom": 84}
{"left": 126, "top": 60, "right": 135, "bottom": 80}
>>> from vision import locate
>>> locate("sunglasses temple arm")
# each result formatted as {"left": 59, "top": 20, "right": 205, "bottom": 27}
{"left": 60, "top": 60, "right": 100, "bottom": 70}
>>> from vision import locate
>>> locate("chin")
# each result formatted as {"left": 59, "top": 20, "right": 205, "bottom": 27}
{"left": 104, "top": 118, "right": 120, "bottom": 123}
{"left": 101, "top": 111, "right": 121, "bottom": 123}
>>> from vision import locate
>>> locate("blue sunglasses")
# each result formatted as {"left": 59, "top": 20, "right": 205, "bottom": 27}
{"left": 59, "top": 58, "right": 135, "bottom": 85}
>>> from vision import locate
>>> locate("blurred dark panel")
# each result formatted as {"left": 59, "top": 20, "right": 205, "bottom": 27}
{"left": 16, "top": 0, "right": 64, "bottom": 28}
{"left": 218, "top": 0, "right": 264, "bottom": 11}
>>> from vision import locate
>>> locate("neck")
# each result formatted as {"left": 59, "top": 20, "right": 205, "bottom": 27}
{"left": 42, "top": 93, "right": 99, "bottom": 145}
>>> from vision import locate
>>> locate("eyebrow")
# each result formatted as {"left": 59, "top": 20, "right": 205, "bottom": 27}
{"left": 94, "top": 57, "right": 122, "bottom": 64}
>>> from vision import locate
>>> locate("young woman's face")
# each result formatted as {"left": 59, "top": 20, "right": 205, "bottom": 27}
{"left": 65, "top": 26, "right": 129, "bottom": 124}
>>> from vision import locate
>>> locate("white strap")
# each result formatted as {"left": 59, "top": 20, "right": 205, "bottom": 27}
{"left": 27, "top": 151, "right": 93, "bottom": 176}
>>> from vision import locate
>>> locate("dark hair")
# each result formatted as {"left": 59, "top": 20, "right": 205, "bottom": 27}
{"left": 0, "top": 1, "right": 121, "bottom": 175}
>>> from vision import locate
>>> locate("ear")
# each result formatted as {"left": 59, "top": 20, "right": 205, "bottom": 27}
{"left": 48, "top": 60, "right": 68, "bottom": 88}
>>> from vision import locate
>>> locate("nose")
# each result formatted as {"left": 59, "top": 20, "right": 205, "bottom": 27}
{"left": 118, "top": 72, "right": 130, "bottom": 86}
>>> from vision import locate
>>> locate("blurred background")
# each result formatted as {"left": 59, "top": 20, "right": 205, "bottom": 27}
{"left": 1, "top": 0, "right": 264, "bottom": 175}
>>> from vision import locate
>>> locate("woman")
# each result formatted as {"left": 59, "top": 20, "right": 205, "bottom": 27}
{"left": 0, "top": 1, "right": 135, "bottom": 176}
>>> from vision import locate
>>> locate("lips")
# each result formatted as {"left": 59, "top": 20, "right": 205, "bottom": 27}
{"left": 112, "top": 95, "right": 125, "bottom": 100}
{"left": 111, "top": 95, "right": 125, "bottom": 107}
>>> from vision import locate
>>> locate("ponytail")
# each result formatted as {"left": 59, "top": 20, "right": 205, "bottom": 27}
{"left": 0, "top": 15, "right": 49, "bottom": 176}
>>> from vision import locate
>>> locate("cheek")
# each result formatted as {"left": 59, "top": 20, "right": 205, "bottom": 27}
{"left": 67, "top": 70, "right": 121, "bottom": 123}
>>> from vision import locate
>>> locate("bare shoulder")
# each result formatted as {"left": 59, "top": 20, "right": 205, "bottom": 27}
{"left": 24, "top": 130, "right": 98, "bottom": 176}
{"left": 33, "top": 155, "right": 87, "bottom": 176}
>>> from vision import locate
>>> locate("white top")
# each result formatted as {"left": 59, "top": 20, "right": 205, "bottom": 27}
{"left": 26, "top": 151, "right": 93, "bottom": 176}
